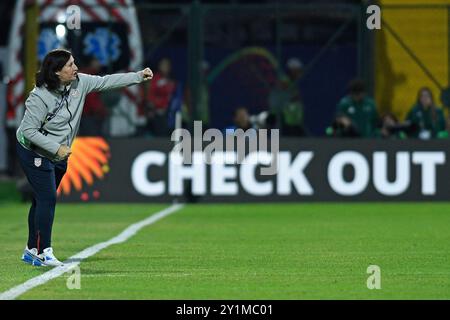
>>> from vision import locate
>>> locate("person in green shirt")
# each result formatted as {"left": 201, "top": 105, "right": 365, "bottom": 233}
{"left": 334, "top": 79, "right": 379, "bottom": 137}
{"left": 268, "top": 57, "right": 306, "bottom": 136}
{"left": 406, "top": 87, "right": 446, "bottom": 139}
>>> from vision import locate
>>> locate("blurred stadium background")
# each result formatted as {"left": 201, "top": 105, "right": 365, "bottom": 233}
{"left": 1, "top": 0, "right": 450, "bottom": 299}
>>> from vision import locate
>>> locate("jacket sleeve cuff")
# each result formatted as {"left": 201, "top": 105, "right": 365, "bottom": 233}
{"left": 137, "top": 71, "right": 144, "bottom": 82}
{"left": 48, "top": 142, "right": 61, "bottom": 156}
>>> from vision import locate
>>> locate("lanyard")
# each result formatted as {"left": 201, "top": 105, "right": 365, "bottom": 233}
{"left": 42, "top": 88, "right": 70, "bottom": 128}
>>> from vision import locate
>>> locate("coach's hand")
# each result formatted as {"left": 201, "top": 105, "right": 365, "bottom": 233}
{"left": 140, "top": 68, "right": 153, "bottom": 81}
{"left": 56, "top": 145, "right": 72, "bottom": 160}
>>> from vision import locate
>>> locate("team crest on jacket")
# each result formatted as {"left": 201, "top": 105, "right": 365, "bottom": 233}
{"left": 34, "top": 158, "right": 42, "bottom": 167}
{"left": 71, "top": 89, "right": 79, "bottom": 97}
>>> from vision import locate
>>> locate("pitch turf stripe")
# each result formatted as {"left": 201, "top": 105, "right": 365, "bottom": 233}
{"left": 0, "top": 203, "right": 184, "bottom": 300}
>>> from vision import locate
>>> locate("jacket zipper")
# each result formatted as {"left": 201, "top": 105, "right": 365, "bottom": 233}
{"left": 65, "top": 94, "right": 73, "bottom": 145}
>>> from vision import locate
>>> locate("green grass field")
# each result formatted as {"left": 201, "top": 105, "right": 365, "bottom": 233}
{"left": 1, "top": 202, "right": 450, "bottom": 299}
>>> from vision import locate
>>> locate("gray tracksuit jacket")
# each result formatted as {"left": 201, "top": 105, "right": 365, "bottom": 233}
{"left": 16, "top": 72, "right": 144, "bottom": 161}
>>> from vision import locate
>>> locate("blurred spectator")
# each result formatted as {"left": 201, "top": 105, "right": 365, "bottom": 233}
{"left": 326, "top": 115, "right": 359, "bottom": 137}
{"left": 268, "top": 57, "right": 306, "bottom": 136}
{"left": 406, "top": 87, "right": 446, "bottom": 139}
{"left": 333, "top": 79, "right": 379, "bottom": 137}
{"left": 145, "top": 57, "right": 176, "bottom": 136}
{"left": 78, "top": 57, "right": 108, "bottom": 136}
{"left": 375, "top": 113, "right": 409, "bottom": 139}
{"left": 225, "top": 107, "right": 255, "bottom": 133}
{"left": 378, "top": 113, "right": 398, "bottom": 138}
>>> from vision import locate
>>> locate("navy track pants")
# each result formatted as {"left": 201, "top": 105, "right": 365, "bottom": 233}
{"left": 16, "top": 141, "right": 67, "bottom": 253}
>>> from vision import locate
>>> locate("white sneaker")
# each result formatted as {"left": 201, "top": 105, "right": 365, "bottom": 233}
{"left": 32, "top": 247, "right": 64, "bottom": 267}
{"left": 21, "top": 246, "right": 38, "bottom": 265}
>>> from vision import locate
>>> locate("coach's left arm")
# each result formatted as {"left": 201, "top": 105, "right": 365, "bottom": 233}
{"left": 79, "top": 68, "right": 153, "bottom": 93}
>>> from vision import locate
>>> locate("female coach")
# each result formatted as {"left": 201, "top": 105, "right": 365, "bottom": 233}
{"left": 16, "top": 49, "right": 153, "bottom": 267}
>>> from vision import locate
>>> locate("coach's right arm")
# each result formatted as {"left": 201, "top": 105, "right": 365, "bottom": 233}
{"left": 79, "top": 68, "right": 153, "bottom": 93}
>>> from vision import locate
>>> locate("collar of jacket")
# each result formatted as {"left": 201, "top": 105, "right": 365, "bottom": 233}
{"left": 56, "top": 83, "right": 71, "bottom": 95}
{"left": 55, "top": 75, "right": 80, "bottom": 95}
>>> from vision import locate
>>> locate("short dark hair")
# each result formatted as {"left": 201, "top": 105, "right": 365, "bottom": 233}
{"left": 348, "top": 79, "right": 365, "bottom": 95}
{"left": 35, "top": 49, "right": 72, "bottom": 90}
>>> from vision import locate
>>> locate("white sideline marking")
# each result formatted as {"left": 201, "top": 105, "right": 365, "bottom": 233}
{"left": 0, "top": 203, "right": 184, "bottom": 300}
